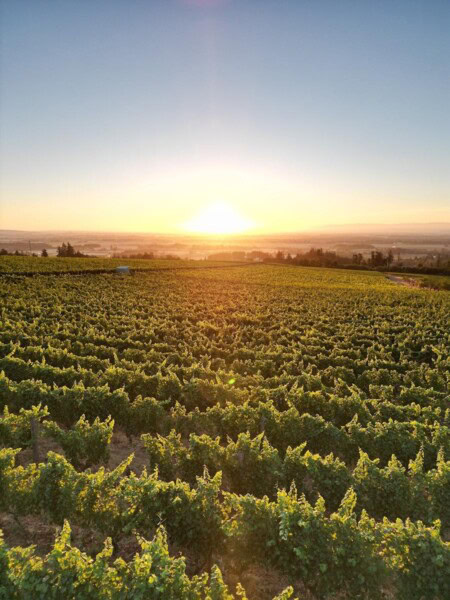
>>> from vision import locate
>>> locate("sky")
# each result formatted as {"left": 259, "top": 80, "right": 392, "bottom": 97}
{"left": 0, "top": 0, "right": 449, "bottom": 234}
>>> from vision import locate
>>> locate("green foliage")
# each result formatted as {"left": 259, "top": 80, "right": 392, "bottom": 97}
{"left": 123, "top": 395, "right": 168, "bottom": 440}
{"left": 0, "top": 262, "right": 449, "bottom": 598}
{"left": 43, "top": 415, "right": 114, "bottom": 468}
{"left": 1, "top": 521, "right": 280, "bottom": 599}
{"left": 226, "top": 487, "right": 386, "bottom": 599}
{"left": 0, "top": 404, "right": 49, "bottom": 448}
{"left": 378, "top": 518, "right": 450, "bottom": 600}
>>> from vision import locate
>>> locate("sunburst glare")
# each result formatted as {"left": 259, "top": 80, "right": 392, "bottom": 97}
{"left": 182, "top": 201, "right": 254, "bottom": 235}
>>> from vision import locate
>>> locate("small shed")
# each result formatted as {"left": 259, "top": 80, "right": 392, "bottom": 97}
{"left": 116, "top": 266, "right": 131, "bottom": 274}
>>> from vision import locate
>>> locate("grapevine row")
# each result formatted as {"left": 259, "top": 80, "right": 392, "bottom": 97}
{"left": 0, "top": 448, "right": 448, "bottom": 599}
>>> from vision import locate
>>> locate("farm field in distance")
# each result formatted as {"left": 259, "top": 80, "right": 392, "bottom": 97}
{"left": 0, "top": 259, "right": 449, "bottom": 599}
{"left": 0, "top": 255, "right": 238, "bottom": 273}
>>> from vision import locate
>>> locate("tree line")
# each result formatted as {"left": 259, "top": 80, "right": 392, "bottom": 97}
{"left": 56, "top": 242, "right": 89, "bottom": 257}
{"left": 274, "top": 247, "right": 397, "bottom": 267}
{"left": 0, "top": 243, "right": 89, "bottom": 258}
{"left": 208, "top": 247, "right": 449, "bottom": 274}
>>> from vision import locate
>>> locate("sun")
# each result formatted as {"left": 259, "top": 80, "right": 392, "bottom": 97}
{"left": 183, "top": 201, "right": 254, "bottom": 235}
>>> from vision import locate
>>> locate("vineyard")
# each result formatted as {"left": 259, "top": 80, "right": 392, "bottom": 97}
{"left": 0, "top": 261, "right": 449, "bottom": 599}
{"left": 0, "top": 255, "right": 237, "bottom": 274}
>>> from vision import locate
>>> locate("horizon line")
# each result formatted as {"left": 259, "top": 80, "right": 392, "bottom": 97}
{"left": 1, "top": 221, "right": 450, "bottom": 237}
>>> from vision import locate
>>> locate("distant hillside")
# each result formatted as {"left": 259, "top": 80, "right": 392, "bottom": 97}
{"left": 312, "top": 223, "right": 450, "bottom": 235}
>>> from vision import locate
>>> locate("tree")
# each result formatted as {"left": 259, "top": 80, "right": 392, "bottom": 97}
{"left": 369, "top": 250, "right": 386, "bottom": 267}
{"left": 387, "top": 249, "right": 394, "bottom": 269}
{"left": 56, "top": 242, "right": 88, "bottom": 258}
{"left": 41, "top": 249, "right": 48, "bottom": 257}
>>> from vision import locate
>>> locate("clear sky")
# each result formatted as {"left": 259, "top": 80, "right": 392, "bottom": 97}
{"left": 1, "top": 0, "right": 449, "bottom": 233}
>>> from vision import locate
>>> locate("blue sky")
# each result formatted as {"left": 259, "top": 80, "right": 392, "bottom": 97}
{"left": 1, "top": 0, "right": 449, "bottom": 232}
